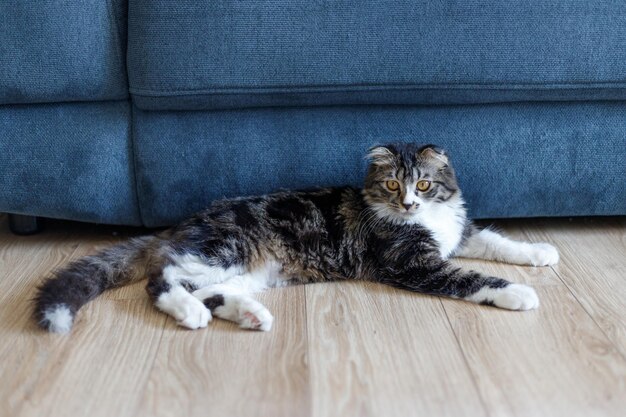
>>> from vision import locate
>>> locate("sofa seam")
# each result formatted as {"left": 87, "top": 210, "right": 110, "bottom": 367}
{"left": 128, "top": 104, "right": 145, "bottom": 227}
{"left": 128, "top": 81, "right": 626, "bottom": 97}
{"left": 105, "top": 0, "right": 130, "bottom": 94}
{"left": 125, "top": 0, "right": 143, "bottom": 227}
{"left": 0, "top": 95, "right": 130, "bottom": 108}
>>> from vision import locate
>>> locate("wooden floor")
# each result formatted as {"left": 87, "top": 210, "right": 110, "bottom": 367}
{"left": 0, "top": 214, "right": 625, "bottom": 417}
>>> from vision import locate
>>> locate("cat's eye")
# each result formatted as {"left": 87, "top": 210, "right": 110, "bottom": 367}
{"left": 416, "top": 180, "right": 431, "bottom": 192}
{"left": 386, "top": 180, "right": 400, "bottom": 191}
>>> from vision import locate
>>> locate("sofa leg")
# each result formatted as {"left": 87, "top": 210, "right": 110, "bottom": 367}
{"left": 8, "top": 214, "right": 43, "bottom": 235}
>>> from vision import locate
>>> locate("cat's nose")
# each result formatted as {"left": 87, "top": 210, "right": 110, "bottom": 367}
{"left": 402, "top": 203, "right": 413, "bottom": 211}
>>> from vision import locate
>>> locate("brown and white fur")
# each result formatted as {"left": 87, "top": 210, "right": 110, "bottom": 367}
{"left": 34, "top": 143, "right": 558, "bottom": 333}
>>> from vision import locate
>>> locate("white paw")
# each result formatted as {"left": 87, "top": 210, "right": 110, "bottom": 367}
{"left": 493, "top": 284, "right": 539, "bottom": 311}
{"left": 156, "top": 287, "right": 212, "bottom": 329}
{"left": 526, "top": 243, "right": 559, "bottom": 266}
{"left": 238, "top": 300, "right": 274, "bottom": 331}
{"left": 172, "top": 298, "right": 212, "bottom": 329}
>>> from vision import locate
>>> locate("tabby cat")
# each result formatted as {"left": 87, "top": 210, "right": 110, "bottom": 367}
{"left": 34, "top": 143, "right": 558, "bottom": 333}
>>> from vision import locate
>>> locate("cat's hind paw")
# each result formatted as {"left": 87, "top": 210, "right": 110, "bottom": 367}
{"left": 527, "top": 243, "right": 559, "bottom": 266}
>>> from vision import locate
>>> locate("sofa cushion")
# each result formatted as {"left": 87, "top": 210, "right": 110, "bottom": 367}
{"left": 128, "top": 0, "right": 626, "bottom": 110}
{"left": 0, "top": 101, "right": 141, "bottom": 225}
{"left": 0, "top": 1, "right": 129, "bottom": 105}
{"left": 132, "top": 102, "right": 626, "bottom": 227}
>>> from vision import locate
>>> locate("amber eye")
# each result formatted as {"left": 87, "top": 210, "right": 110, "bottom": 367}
{"left": 416, "top": 180, "right": 431, "bottom": 192}
{"left": 385, "top": 180, "right": 400, "bottom": 191}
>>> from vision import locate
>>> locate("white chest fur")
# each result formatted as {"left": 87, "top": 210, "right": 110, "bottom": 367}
{"left": 413, "top": 197, "right": 466, "bottom": 259}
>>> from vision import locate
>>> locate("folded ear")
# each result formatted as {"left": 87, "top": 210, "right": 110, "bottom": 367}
{"left": 367, "top": 145, "right": 396, "bottom": 166}
{"left": 419, "top": 145, "right": 449, "bottom": 166}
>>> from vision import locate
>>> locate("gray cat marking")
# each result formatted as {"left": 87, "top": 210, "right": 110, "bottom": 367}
{"left": 34, "top": 144, "right": 558, "bottom": 333}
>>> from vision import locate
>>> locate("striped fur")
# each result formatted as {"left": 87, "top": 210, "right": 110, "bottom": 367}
{"left": 34, "top": 143, "right": 554, "bottom": 333}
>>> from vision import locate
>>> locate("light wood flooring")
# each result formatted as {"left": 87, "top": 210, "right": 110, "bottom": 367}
{"left": 0, "top": 214, "right": 624, "bottom": 417}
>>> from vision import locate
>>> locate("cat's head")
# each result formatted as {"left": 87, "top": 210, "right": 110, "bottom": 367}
{"left": 363, "top": 143, "right": 460, "bottom": 223}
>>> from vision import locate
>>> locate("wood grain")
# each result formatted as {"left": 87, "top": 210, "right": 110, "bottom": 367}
{"left": 0, "top": 220, "right": 160, "bottom": 417}
{"left": 0, "top": 222, "right": 77, "bottom": 417}
{"left": 306, "top": 281, "right": 487, "bottom": 417}
{"left": 446, "top": 255, "right": 626, "bottom": 417}
{"left": 18, "top": 299, "right": 165, "bottom": 417}
{"left": 520, "top": 218, "right": 626, "bottom": 358}
{"left": 1, "top": 216, "right": 625, "bottom": 417}
{"left": 137, "top": 286, "right": 310, "bottom": 417}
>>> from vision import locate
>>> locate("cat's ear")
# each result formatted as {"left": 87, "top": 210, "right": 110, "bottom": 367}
{"left": 367, "top": 145, "right": 396, "bottom": 166}
{"left": 419, "top": 145, "right": 449, "bottom": 166}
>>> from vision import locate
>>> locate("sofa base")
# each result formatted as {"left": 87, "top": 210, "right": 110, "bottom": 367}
{"left": 8, "top": 214, "right": 43, "bottom": 235}
{"left": 0, "top": 101, "right": 141, "bottom": 226}
{"left": 133, "top": 101, "right": 626, "bottom": 227}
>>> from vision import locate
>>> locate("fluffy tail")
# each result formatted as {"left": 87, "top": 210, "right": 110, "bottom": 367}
{"left": 34, "top": 235, "right": 157, "bottom": 333}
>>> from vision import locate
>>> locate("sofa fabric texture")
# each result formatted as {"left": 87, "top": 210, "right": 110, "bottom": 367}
{"left": 133, "top": 102, "right": 626, "bottom": 227}
{"left": 0, "top": 101, "right": 140, "bottom": 225}
{"left": 128, "top": 0, "right": 626, "bottom": 110}
{"left": 1, "top": 0, "right": 625, "bottom": 226}
{"left": 0, "top": 0, "right": 129, "bottom": 105}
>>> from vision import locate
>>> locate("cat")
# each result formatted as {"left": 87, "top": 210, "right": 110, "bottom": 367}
{"left": 34, "top": 143, "right": 559, "bottom": 333}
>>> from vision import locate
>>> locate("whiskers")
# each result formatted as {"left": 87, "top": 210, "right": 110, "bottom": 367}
{"left": 356, "top": 203, "right": 416, "bottom": 240}
{"left": 356, "top": 206, "right": 385, "bottom": 240}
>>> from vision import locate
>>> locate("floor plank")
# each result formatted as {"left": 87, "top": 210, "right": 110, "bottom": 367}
{"left": 306, "top": 281, "right": 487, "bottom": 417}
{"left": 0, "top": 220, "right": 162, "bottom": 417}
{"left": 519, "top": 218, "right": 626, "bottom": 358}
{"left": 0, "top": 222, "right": 78, "bottom": 417}
{"left": 17, "top": 299, "right": 165, "bottom": 417}
{"left": 1, "top": 216, "right": 625, "bottom": 417}
{"left": 448, "top": 252, "right": 626, "bottom": 417}
{"left": 137, "top": 286, "right": 310, "bottom": 417}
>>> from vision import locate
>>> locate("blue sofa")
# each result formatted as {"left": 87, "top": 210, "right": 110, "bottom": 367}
{"left": 2, "top": 1, "right": 625, "bottom": 229}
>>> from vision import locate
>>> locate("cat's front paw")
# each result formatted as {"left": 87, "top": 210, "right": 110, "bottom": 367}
{"left": 526, "top": 243, "right": 559, "bottom": 266}
{"left": 493, "top": 284, "right": 539, "bottom": 311}
{"left": 238, "top": 300, "right": 274, "bottom": 331}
